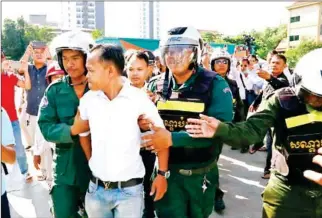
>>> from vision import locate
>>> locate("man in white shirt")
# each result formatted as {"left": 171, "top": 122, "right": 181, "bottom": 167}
{"left": 71, "top": 44, "right": 169, "bottom": 218}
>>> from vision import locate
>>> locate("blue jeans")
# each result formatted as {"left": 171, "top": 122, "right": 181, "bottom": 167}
{"left": 12, "top": 120, "right": 28, "bottom": 175}
{"left": 85, "top": 180, "right": 144, "bottom": 218}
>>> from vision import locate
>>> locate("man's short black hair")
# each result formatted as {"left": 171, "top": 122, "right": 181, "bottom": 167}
{"left": 272, "top": 54, "right": 287, "bottom": 64}
{"left": 91, "top": 44, "right": 125, "bottom": 74}
{"left": 249, "top": 54, "right": 258, "bottom": 62}
{"left": 127, "top": 51, "right": 149, "bottom": 66}
{"left": 241, "top": 58, "right": 250, "bottom": 65}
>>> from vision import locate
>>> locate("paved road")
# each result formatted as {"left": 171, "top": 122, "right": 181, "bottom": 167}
{"left": 6, "top": 145, "right": 268, "bottom": 218}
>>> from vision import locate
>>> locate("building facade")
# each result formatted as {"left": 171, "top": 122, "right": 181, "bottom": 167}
{"left": 287, "top": 1, "right": 322, "bottom": 48}
{"left": 139, "top": 1, "right": 160, "bottom": 39}
{"left": 61, "top": 1, "right": 105, "bottom": 31}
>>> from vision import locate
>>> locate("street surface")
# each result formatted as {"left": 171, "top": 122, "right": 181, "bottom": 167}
{"left": 6, "top": 145, "right": 268, "bottom": 218}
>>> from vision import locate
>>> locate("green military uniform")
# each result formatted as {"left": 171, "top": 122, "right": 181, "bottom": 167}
{"left": 214, "top": 87, "right": 322, "bottom": 218}
{"left": 148, "top": 67, "right": 233, "bottom": 218}
{"left": 38, "top": 76, "right": 91, "bottom": 218}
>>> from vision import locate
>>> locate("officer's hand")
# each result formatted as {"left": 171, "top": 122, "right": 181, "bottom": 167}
{"left": 257, "top": 69, "right": 271, "bottom": 80}
{"left": 33, "top": 155, "right": 41, "bottom": 170}
{"left": 185, "top": 114, "right": 220, "bottom": 138}
{"left": 150, "top": 175, "right": 168, "bottom": 201}
{"left": 138, "top": 114, "right": 154, "bottom": 131}
{"left": 141, "top": 124, "right": 172, "bottom": 152}
{"left": 304, "top": 148, "right": 322, "bottom": 186}
{"left": 70, "top": 110, "right": 90, "bottom": 136}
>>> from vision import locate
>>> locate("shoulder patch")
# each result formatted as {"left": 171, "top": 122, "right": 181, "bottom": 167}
{"left": 223, "top": 87, "right": 232, "bottom": 94}
{"left": 40, "top": 96, "right": 48, "bottom": 109}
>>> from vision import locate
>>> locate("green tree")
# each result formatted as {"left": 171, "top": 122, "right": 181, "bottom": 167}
{"left": 92, "top": 29, "right": 104, "bottom": 40}
{"left": 201, "top": 31, "right": 225, "bottom": 43}
{"left": 252, "top": 24, "right": 287, "bottom": 59}
{"left": 222, "top": 34, "right": 245, "bottom": 45}
{"left": 2, "top": 16, "right": 55, "bottom": 60}
{"left": 285, "top": 40, "right": 322, "bottom": 68}
{"left": 2, "top": 18, "right": 25, "bottom": 60}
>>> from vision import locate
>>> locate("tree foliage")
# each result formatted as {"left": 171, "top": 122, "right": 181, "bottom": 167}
{"left": 285, "top": 40, "right": 322, "bottom": 68}
{"left": 91, "top": 29, "right": 104, "bottom": 40}
{"left": 200, "top": 24, "right": 287, "bottom": 58}
{"left": 201, "top": 31, "right": 225, "bottom": 43}
{"left": 2, "top": 16, "right": 55, "bottom": 60}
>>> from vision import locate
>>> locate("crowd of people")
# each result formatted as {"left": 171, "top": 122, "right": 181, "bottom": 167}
{"left": 1, "top": 26, "right": 322, "bottom": 218}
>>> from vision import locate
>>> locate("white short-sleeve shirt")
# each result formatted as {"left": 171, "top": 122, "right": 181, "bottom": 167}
{"left": 79, "top": 78, "right": 164, "bottom": 182}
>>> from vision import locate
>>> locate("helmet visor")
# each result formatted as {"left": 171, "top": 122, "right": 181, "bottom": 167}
{"left": 161, "top": 45, "right": 197, "bottom": 71}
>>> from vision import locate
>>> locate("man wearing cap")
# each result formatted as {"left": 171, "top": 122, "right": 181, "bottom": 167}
{"left": 38, "top": 32, "right": 93, "bottom": 218}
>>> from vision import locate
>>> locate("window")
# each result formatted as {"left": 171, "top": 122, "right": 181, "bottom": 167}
{"left": 289, "top": 35, "right": 300, "bottom": 41}
{"left": 76, "top": 2, "right": 83, "bottom": 6}
{"left": 290, "top": 16, "right": 300, "bottom": 23}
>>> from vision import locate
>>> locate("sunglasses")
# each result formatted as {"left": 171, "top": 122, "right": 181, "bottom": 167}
{"left": 215, "top": 59, "right": 228, "bottom": 65}
{"left": 241, "top": 65, "right": 248, "bottom": 67}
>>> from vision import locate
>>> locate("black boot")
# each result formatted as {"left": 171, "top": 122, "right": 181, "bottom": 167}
{"left": 214, "top": 187, "right": 226, "bottom": 212}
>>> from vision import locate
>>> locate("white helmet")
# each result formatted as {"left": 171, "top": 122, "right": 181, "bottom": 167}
{"left": 210, "top": 47, "right": 231, "bottom": 62}
{"left": 159, "top": 26, "right": 204, "bottom": 69}
{"left": 294, "top": 48, "right": 322, "bottom": 97}
{"left": 210, "top": 48, "right": 231, "bottom": 72}
{"left": 49, "top": 30, "right": 95, "bottom": 71}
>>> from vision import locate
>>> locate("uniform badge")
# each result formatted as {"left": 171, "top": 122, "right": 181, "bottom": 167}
{"left": 223, "top": 87, "right": 232, "bottom": 94}
{"left": 40, "top": 96, "right": 49, "bottom": 109}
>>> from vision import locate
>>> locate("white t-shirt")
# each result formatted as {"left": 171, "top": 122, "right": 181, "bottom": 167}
{"left": 79, "top": 78, "right": 164, "bottom": 182}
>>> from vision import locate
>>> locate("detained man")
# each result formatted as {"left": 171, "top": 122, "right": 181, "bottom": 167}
{"left": 71, "top": 44, "right": 169, "bottom": 218}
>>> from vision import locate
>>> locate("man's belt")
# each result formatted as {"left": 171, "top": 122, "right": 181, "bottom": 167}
{"left": 91, "top": 176, "right": 143, "bottom": 190}
{"left": 178, "top": 158, "right": 217, "bottom": 176}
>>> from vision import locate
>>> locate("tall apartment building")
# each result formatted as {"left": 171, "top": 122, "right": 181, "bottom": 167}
{"left": 287, "top": 1, "right": 322, "bottom": 48}
{"left": 61, "top": 1, "right": 105, "bottom": 31}
{"left": 139, "top": 1, "right": 160, "bottom": 39}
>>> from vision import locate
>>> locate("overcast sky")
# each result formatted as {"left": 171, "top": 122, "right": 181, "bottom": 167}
{"left": 2, "top": 1, "right": 292, "bottom": 37}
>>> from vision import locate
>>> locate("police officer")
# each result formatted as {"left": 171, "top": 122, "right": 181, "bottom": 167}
{"left": 140, "top": 26, "right": 233, "bottom": 218}
{"left": 185, "top": 48, "right": 322, "bottom": 218}
{"left": 38, "top": 31, "right": 94, "bottom": 218}
{"left": 209, "top": 48, "right": 245, "bottom": 212}
{"left": 210, "top": 48, "right": 245, "bottom": 141}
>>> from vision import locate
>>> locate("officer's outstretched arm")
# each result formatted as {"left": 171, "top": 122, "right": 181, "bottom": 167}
{"left": 186, "top": 94, "right": 278, "bottom": 148}
{"left": 38, "top": 89, "right": 74, "bottom": 144}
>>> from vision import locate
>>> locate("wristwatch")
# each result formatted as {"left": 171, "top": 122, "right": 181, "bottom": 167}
{"left": 157, "top": 170, "right": 170, "bottom": 179}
